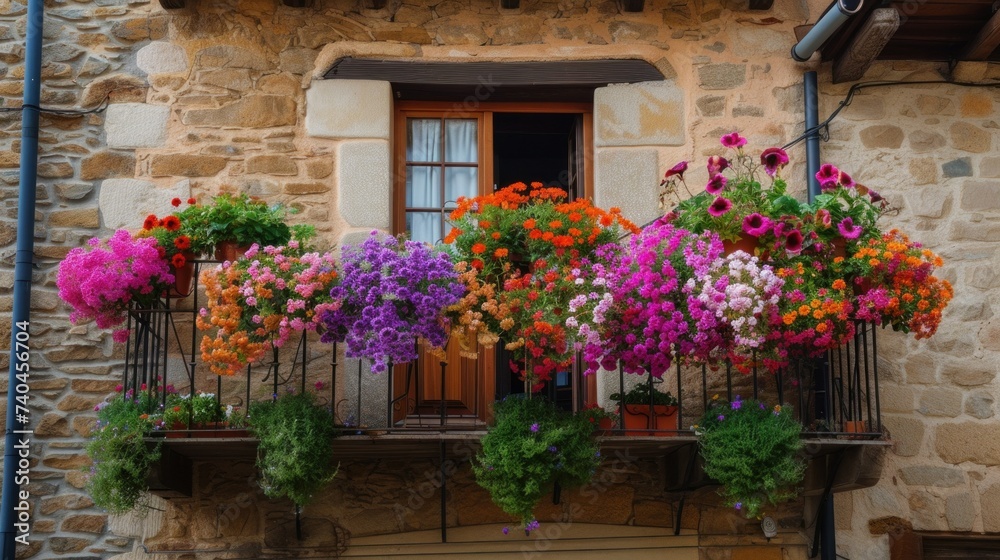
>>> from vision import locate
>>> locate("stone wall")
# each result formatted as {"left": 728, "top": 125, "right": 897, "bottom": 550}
{"left": 0, "top": 0, "right": 998, "bottom": 557}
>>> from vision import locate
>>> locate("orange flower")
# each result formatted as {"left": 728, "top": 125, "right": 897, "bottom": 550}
{"left": 523, "top": 219, "right": 536, "bottom": 229}
{"left": 494, "top": 248, "right": 509, "bottom": 258}
{"left": 471, "top": 243, "right": 487, "bottom": 255}
{"left": 491, "top": 232, "right": 501, "bottom": 240}
{"left": 832, "top": 279, "right": 846, "bottom": 290}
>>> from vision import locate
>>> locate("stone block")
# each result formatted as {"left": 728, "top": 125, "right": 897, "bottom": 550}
{"left": 980, "top": 156, "right": 1000, "bottom": 178}
{"left": 183, "top": 96, "right": 296, "bottom": 129}
{"left": 696, "top": 95, "right": 725, "bottom": 117}
{"left": 960, "top": 92, "right": 992, "bottom": 117}
{"left": 99, "top": 178, "right": 190, "bottom": 230}
{"left": 196, "top": 45, "right": 271, "bottom": 71}
{"left": 909, "top": 157, "right": 937, "bottom": 186}
{"left": 595, "top": 81, "right": 684, "bottom": 147}
{"left": 80, "top": 151, "right": 135, "bottom": 180}
{"left": 946, "top": 493, "right": 975, "bottom": 531}
{"left": 942, "top": 157, "right": 972, "bottom": 178}
{"left": 965, "top": 390, "right": 994, "bottom": 419}
{"left": 306, "top": 80, "right": 391, "bottom": 140}
{"left": 285, "top": 182, "right": 329, "bottom": 195}
{"left": 909, "top": 489, "right": 946, "bottom": 531}
{"left": 950, "top": 221, "right": 1000, "bottom": 242}
{"left": 61, "top": 514, "right": 107, "bottom": 533}
{"left": 697, "top": 63, "right": 746, "bottom": 90}
{"left": 879, "top": 384, "right": 913, "bottom": 413}
{"left": 306, "top": 159, "right": 334, "bottom": 179}
{"left": 246, "top": 154, "right": 298, "bottom": 176}
{"left": 883, "top": 415, "right": 923, "bottom": 457}
{"left": 898, "top": 465, "right": 964, "bottom": 487}
{"left": 81, "top": 73, "right": 146, "bottom": 107}
{"left": 337, "top": 141, "right": 391, "bottom": 229}
{"left": 278, "top": 48, "right": 318, "bottom": 75}
{"left": 37, "top": 161, "right": 74, "bottom": 179}
{"left": 57, "top": 394, "right": 104, "bottom": 412}
{"left": 150, "top": 154, "right": 227, "bottom": 177}
{"left": 71, "top": 379, "right": 119, "bottom": 393}
{"left": 917, "top": 388, "right": 962, "bottom": 417}
{"left": 982, "top": 483, "right": 1000, "bottom": 531}
{"left": 961, "top": 180, "right": 1000, "bottom": 212}
{"left": 49, "top": 537, "right": 89, "bottom": 554}
{"left": 48, "top": 208, "right": 99, "bottom": 228}
{"left": 936, "top": 422, "right": 1000, "bottom": 465}
{"left": 39, "top": 493, "right": 93, "bottom": 515}
{"left": 916, "top": 95, "right": 955, "bottom": 116}
{"left": 907, "top": 187, "right": 950, "bottom": 219}
{"left": 105, "top": 103, "right": 169, "bottom": 149}
{"left": 859, "top": 125, "right": 904, "bottom": 149}
{"left": 35, "top": 413, "right": 70, "bottom": 437}
{"left": 137, "top": 41, "right": 188, "bottom": 74}
{"left": 941, "top": 360, "right": 996, "bottom": 386}
{"left": 56, "top": 182, "right": 93, "bottom": 200}
{"left": 195, "top": 68, "right": 252, "bottom": 91}
{"left": 951, "top": 122, "right": 992, "bottom": 153}
{"left": 595, "top": 148, "right": 659, "bottom": 227}
{"left": 908, "top": 130, "right": 946, "bottom": 153}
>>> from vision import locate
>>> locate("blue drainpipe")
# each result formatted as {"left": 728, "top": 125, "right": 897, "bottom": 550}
{"left": 804, "top": 71, "right": 837, "bottom": 560}
{"left": 2, "top": 0, "right": 43, "bottom": 557}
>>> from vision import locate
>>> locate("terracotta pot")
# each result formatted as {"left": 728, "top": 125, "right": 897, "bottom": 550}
{"left": 214, "top": 240, "right": 252, "bottom": 262}
{"left": 621, "top": 404, "right": 678, "bottom": 436}
{"left": 594, "top": 416, "right": 616, "bottom": 436}
{"left": 165, "top": 250, "right": 196, "bottom": 298}
{"left": 722, "top": 236, "right": 758, "bottom": 257}
{"left": 843, "top": 420, "right": 867, "bottom": 440}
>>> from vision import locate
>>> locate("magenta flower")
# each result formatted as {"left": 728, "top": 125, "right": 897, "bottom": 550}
{"left": 742, "top": 213, "right": 772, "bottom": 237}
{"left": 785, "top": 230, "right": 804, "bottom": 254}
{"left": 705, "top": 173, "right": 728, "bottom": 194}
{"left": 868, "top": 189, "right": 883, "bottom": 202}
{"left": 760, "top": 147, "right": 789, "bottom": 177}
{"left": 720, "top": 132, "right": 747, "bottom": 149}
{"left": 838, "top": 170, "right": 855, "bottom": 188}
{"left": 707, "top": 155, "right": 730, "bottom": 175}
{"left": 708, "top": 197, "right": 732, "bottom": 217}
{"left": 816, "top": 163, "right": 840, "bottom": 190}
{"left": 530, "top": 422, "right": 540, "bottom": 433}
{"left": 664, "top": 161, "right": 688, "bottom": 180}
{"left": 837, "top": 217, "right": 862, "bottom": 240}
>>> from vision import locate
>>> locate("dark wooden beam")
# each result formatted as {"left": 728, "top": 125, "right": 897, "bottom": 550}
{"left": 958, "top": 4, "right": 1000, "bottom": 59}
{"left": 621, "top": 0, "right": 644, "bottom": 12}
{"left": 749, "top": 0, "right": 774, "bottom": 10}
{"left": 834, "top": 8, "right": 901, "bottom": 83}
{"left": 158, "top": 0, "right": 185, "bottom": 9}
{"left": 500, "top": 0, "right": 520, "bottom": 8}
{"left": 282, "top": 0, "right": 309, "bottom": 6}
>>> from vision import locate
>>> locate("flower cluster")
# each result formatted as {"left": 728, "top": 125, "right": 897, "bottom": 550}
{"left": 197, "top": 242, "right": 340, "bottom": 376}
{"left": 848, "top": 230, "right": 952, "bottom": 338}
{"left": 57, "top": 230, "right": 174, "bottom": 343}
{"left": 769, "top": 259, "right": 855, "bottom": 366}
{"left": 137, "top": 197, "right": 199, "bottom": 269}
{"left": 319, "top": 232, "right": 465, "bottom": 373}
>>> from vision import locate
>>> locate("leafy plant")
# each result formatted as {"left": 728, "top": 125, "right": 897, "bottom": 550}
{"left": 473, "top": 396, "right": 601, "bottom": 532}
{"left": 696, "top": 396, "right": 805, "bottom": 518}
{"left": 249, "top": 391, "right": 338, "bottom": 507}
{"left": 610, "top": 381, "right": 677, "bottom": 407}
{"left": 180, "top": 193, "right": 293, "bottom": 253}
{"left": 86, "top": 392, "right": 161, "bottom": 514}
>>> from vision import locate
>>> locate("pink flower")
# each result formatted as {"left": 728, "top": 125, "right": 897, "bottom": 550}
{"left": 816, "top": 163, "right": 840, "bottom": 190}
{"left": 720, "top": 132, "right": 747, "bottom": 149}
{"left": 742, "top": 213, "right": 772, "bottom": 237}
{"left": 815, "top": 209, "right": 832, "bottom": 228}
{"left": 707, "top": 155, "right": 730, "bottom": 175}
{"left": 705, "top": 174, "right": 727, "bottom": 194}
{"left": 837, "top": 217, "right": 862, "bottom": 240}
{"left": 708, "top": 197, "right": 732, "bottom": 217}
{"left": 785, "top": 230, "right": 804, "bottom": 254}
{"left": 838, "top": 170, "right": 855, "bottom": 188}
{"left": 664, "top": 161, "right": 688, "bottom": 180}
{"left": 760, "top": 147, "right": 789, "bottom": 177}
{"left": 315, "top": 380, "right": 325, "bottom": 391}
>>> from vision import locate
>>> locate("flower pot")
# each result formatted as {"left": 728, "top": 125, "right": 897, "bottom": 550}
{"left": 214, "top": 240, "right": 252, "bottom": 262}
{"left": 722, "top": 236, "right": 758, "bottom": 257}
{"left": 165, "top": 250, "right": 196, "bottom": 298}
{"left": 595, "top": 416, "right": 616, "bottom": 436}
{"left": 621, "top": 404, "right": 678, "bottom": 436}
{"left": 843, "top": 420, "right": 867, "bottom": 440}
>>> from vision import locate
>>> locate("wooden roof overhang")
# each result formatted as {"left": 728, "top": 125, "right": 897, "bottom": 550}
{"left": 802, "top": 0, "right": 1000, "bottom": 82}
{"left": 322, "top": 58, "right": 667, "bottom": 102}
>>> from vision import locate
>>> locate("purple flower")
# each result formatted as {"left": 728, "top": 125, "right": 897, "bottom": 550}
{"left": 708, "top": 197, "right": 732, "bottom": 217}
{"left": 707, "top": 155, "right": 730, "bottom": 175}
{"left": 664, "top": 161, "right": 688, "bottom": 180}
{"left": 548, "top": 446, "right": 558, "bottom": 453}
{"left": 525, "top": 519, "right": 540, "bottom": 533}
{"left": 734, "top": 502, "right": 743, "bottom": 510}
{"left": 717, "top": 414, "right": 725, "bottom": 421}
{"left": 731, "top": 400, "right": 742, "bottom": 410}
{"left": 742, "top": 213, "right": 772, "bottom": 237}
{"left": 760, "top": 147, "right": 789, "bottom": 177}
{"left": 530, "top": 422, "right": 540, "bottom": 433}
{"left": 868, "top": 189, "right": 883, "bottom": 202}
{"left": 720, "top": 132, "right": 747, "bottom": 149}
{"left": 785, "top": 230, "right": 804, "bottom": 254}
{"left": 502, "top": 526, "right": 509, "bottom": 535}
{"left": 705, "top": 174, "right": 727, "bottom": 194}
{"left": 837, "top": 217, "right": 862, "bottom": 240}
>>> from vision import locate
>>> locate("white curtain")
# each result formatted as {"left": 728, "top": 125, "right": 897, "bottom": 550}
{"left": 406, "top": 119, "right": 478, "bottom": 245}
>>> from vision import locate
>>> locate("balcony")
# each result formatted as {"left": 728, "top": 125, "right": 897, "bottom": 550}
{"left": 128, "top": 260, "right": 888, "bottom": 521}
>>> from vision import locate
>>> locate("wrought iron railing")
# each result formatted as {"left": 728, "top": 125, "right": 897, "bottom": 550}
{"left": 122, "top": 260, "right": 882, "bottom": 439}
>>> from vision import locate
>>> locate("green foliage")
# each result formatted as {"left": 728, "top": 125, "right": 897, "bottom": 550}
{"left": 86, "top": 395, "right": 161, "bottom": 514}
{"left": 161, "top": 392, "right": 224, "bottom": 428}
{"left": 179, "top": 193, "right": 293, "bottom": 253}
{"left": 672, "top": 175, "right": 796, "bottom": 243}
{"left": 473, "top": 397, "right": 601, "bottom": 528}
{"left": 249, "top": 391, "right": 338, "bottom": 507}
{"left": 609, "top": 381, "right": 677, "bottom": 406}
{"left": 697, "top": 397, "right": 805, "bottom": 518}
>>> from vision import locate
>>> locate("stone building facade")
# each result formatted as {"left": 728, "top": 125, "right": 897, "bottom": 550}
{"left": 0, "top": 0, "right": 998, "bottom": 558}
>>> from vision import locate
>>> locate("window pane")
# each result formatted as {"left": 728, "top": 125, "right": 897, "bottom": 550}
{"left": 444, "top": 119, "right": 477, "bottom": 163}
{"left": 406, "top": 165, "right": 441, "bottom": 208}
{"left": 406, "top": 212, "right": 442, "bottom": 245}
{"left": 407, "top": 119, "right": 441, "bottom": 162}
{"left": 444, "top": 167, "right": 477, "bottom": 205}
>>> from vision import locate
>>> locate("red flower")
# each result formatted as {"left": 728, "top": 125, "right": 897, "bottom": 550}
{"left": 171, "top": 198, "right": 182, "bottom": 207}
{"left": 143, "top": 214, "right": 158, "bottom": 230}
{"left": 471, "top": 243, "right": 486, "bottom": 255}
{"left": 187, "top": 197, "right": 196, "bottom": 204}
{"left": 161, "top": 215, "right": 181, "bottom": 231}
{"left": 173, "top": 235, "right": 191, "bottom": 250}
{"left": 171, "top": 253, "right": 187, "bottom": 268}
